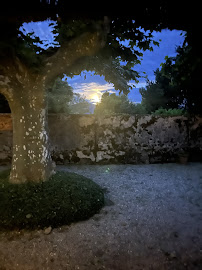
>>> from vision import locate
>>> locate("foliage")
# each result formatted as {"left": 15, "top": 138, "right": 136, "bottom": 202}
{"left": 68, "top": 93, "right": 90, "bottom": 114}
{"left": 130, "top": 103, "right": 147, "bottom": 115}
{"left": 48, "top": 78, "right": 90, "bottom": 114}
{"left": 1, "top": 8, "right": 200, "bottom": 109}
{"left": 0, "top": 15, "right": 161, "bottom": 95}
{"left": 94, "top": 91, "right": 147, "bottom": 115}
{"left": 62, "top": 19, "right": 158, "bottom": 94}
{"left": 139, "top": 80, "right": 168, "bottom": 113}
{"left": 48, "top": 78, "right": 73, "bottom": 113}
{"left": 170, "top": 44, "right": 202, "bottom": 115}
{"left": 0, "top": 170, "right": 104, "bottom": 230}
{"left": 139, "top": 41, "right": 202, "bottom": 115}
{"left": 0, "top": 3, "right": 199, "bottom": 94}
{"left": 152, "top": 108, "right": 187, "bottom": 116}
{"left": 47, "top": 15, "right": 161, "bottom": 95}
{"left": 139, "top": 57, "right": 183, "bottom": 113}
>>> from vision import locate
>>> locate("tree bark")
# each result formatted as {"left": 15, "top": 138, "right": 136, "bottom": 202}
{"left": 1, "top": 71, "right": 54, "bottom": 183}
{"left": 0, "top": 22, "right": 109, "bottom": 183}
{"left": 11, "top": 75, "right": 54, "bottom": 183}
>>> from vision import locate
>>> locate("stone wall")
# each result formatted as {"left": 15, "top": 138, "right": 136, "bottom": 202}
{"left": 0, "top": 114, "right": 201, "bottom": 165}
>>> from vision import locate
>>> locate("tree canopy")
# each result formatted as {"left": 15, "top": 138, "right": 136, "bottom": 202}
{"left": 94, "top": 92, "right": 146, "bottom": 115}
{"left": 1, "top": 2, "right": 199, "bottom": 95}
{"left": 0, "top": 17, "right": 158, "bottom": 94}
{"left": 140, "top": 40, "right": 202, "bottom": 115}
{"left": 0, "top": 3, "right": 200, "bottom": 116}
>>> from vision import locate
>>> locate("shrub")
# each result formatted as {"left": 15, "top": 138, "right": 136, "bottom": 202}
{"left": 152, "top": 108, "right": 187, "bottom": 116}
{"left": 0, "top": 170, "right": 104, "bottom": 230}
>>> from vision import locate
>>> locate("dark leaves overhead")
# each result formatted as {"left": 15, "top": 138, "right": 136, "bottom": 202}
{"left": 1, "top": 16, "right": 159, "bottom": 93}
{"left": 0, "top": 2, "right": 198, "bottom": 93}
{"left": 45, "top": 17, "right": 158, "bottom": 93}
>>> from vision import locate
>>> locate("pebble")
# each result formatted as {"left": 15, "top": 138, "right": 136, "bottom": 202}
{"left": 44, "top": 226, "right": 52, "bottom": 235}
{"left": 121, "top": 222, "right": 127, "bottom": 226}
{"left": 170, "top": 251, "right": 177, "bottom": 259}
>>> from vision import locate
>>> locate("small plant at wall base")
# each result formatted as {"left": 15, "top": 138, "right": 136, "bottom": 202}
{"left": 152, "top": 108, "right": 187, "bottom": 116}
{"left": 178, "top": 152, "right": 189, "bottom": 164}
{"left": 177, "top": 149, "right": 190, "bottom": 164}
{"left": 0, "top": 170, "right": 104, "bottom": 231}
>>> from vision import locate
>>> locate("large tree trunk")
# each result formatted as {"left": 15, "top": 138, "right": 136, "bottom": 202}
{"left": 0, "top": 25, "right": 108, "bottom": 184}
{"left": 8, "top": 74, "right": 54, "bottom": 183}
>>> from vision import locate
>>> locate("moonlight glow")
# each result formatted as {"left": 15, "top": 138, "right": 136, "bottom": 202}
{"left": 91, "top": 93, "right": 101, "bottom": 104}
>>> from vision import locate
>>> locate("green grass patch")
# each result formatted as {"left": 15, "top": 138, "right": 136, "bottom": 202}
{"left": 0, "top": 170, "right": 104, "bottom": 231}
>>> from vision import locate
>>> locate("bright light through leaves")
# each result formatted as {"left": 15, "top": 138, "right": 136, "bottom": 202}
{"left": 91, "top": 93, "right": 101, "bottom": 104}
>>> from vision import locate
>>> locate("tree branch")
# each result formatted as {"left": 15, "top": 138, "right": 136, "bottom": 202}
{"left": 42, "top": 29, "right": 108, "bottom": 87}
{"left": 0, "top": 56, "right": 29, "bottom": 102}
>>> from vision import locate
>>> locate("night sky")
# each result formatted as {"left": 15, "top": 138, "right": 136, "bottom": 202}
{"left": 22, "top": 20, "right": 185, "bottom": 104}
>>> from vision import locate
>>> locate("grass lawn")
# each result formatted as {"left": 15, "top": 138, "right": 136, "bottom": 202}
{"left": 0, "top": 170, "right": 104, "bottom": 231}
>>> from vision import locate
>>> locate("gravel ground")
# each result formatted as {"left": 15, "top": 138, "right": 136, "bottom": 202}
{"left": 0, "top": 163, "right": 202, "bottom": 270}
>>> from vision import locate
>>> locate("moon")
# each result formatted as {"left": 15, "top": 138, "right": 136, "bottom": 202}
{"left": 91, "top": 93, "right": 100, "bottom": 104}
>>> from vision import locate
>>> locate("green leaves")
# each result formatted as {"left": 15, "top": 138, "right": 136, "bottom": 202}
{"left": 14, "top": 17, "right": 161, "bottom": 93}
{"left": 153, "top": 40, "right": 159, "bottom": 46}
{"left": 49, "top": 22, "right": 55, "bottom": 27}
{"left": 164, "top": 55, "right": 169, "bottom": 61}
{"left": 48, "top": 78, "right": 73, "bottom": 113}
{"left": 94, "top": 91, "right": 147, "bottom": 115}
{"left": 140, "top": 40, "right": 202, "bottom": 115}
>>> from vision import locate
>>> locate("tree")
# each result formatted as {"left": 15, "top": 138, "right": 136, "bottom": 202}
{"left": 170, "top": 44, "right": 202, "bottom": 114}
{"left": 139, "top": 80, "right": 168, "bottom": 113}
{"left": 48, "top": 79, "right": 90, "bottom": 114}
{"left": 68, "top": 93, "right": 90, "bottom": 114}
{"left": 48, "top": 78, "right": 73, "bottom": 113}
{"left": 140, "top": 41, "right": 202, "bottom": 115}
{"left": 0, "top": 18, "right": 110, "bottom": 183}
{"left": 0, "top": 18, "right": 157, "bottom": 183}
{"left": 140, "top": 56, "right": 185, "bottom": 114}
{"left": 94, "top": 91, "right": 146, "bottom": 115}
{"left": 0, "top": 2, "right": 197, "bottom": 183}
{"left": 0, "top": 33, "right": 96, "bottom": 183}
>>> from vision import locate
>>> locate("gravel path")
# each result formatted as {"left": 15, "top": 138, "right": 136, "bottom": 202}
{"left": 0, "top": 163, "right": 202, "bottom": 270}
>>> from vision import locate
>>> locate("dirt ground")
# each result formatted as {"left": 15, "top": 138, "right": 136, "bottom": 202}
{"left": 0, "top": 163, "right": 202, "bottom": 270}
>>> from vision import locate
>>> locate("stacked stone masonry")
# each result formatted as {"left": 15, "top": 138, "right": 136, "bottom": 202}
{"left": 0, "top": 114, "right": 201, "bottom": 165}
